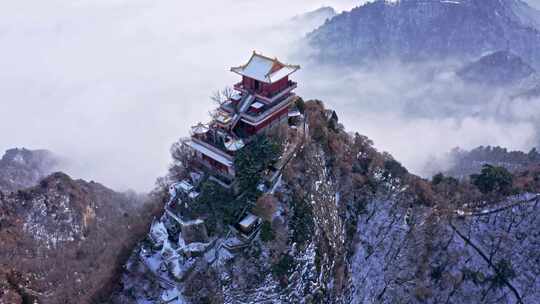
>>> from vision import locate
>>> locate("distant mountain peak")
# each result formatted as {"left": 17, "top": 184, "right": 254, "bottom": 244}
{"left": 292, "top": 6, "right": 336, "bottom": 20}
{"left": 0, "top": 148, "right": 60, "bottom": 192}
{"left": 289, "top": 6, "right": 338, "bottom": 35}
{"left": 0, "top": 167, "right": 157, "bottom": 303}
{"left": 457, "top": 50, "right": 536, "bottom": 86}
{"left": 307, "top": 0, "right": 540, "bottom": 67}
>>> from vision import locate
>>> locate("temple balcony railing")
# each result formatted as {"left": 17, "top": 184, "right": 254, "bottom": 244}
{"left": 190, "top": 137, "right": 235, "bottom": 160}
{"left": 240, "top": 94, "right": 296, "bottom": 124}
{"left": 199, "top": 159, "right": 235, "bottom": 178}
{"left": 220, "top": 101, "right": 237, "bottom": 114}
{"left": 233, "top": 81, "right": 297, "bottom": 104}
{"left": 256, "top": 81, "right": 297, "bottom": 104}
{"left": 194, "top": 160, "right": 236, "bottom": 188}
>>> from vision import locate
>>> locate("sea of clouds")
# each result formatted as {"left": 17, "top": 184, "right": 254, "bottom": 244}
{"left": 0, "top": 0, "right": 357, "bottom": 191}
{"left": 298, "top": 61, "right": 540, "bottom": 176}
{"left": 1, "top": 0, "right": 539, "bottom": 191}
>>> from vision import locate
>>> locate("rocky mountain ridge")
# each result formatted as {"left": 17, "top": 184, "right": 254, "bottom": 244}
{"left": 291, "top": 6, "right": 336, "bottom": 26}
{"left": 111, "top": 100, "right": 540, "bottom": 303}
{"left": 442, "top": 146, "right": 540, "bottom": 178}
{"left": 3, "top": 2, "right": 540, "bottom": 303}
{"left": 307, "top": 0, "right": 540, "bottom": 68}
{"left": 2, "top": 101, "right": 539, "bottom": 303}
{"left": 0, "top": 155, "right": 161, "bottom": 303}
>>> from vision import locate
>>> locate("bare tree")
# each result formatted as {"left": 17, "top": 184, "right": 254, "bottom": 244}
{"left": 210, "top": 87, "right": 234, "bottom": 105}
{"left": 168, "top": 140, "right": 195, "bottom": 180}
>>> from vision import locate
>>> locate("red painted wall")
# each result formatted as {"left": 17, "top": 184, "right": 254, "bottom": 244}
{"left": 262, "top": 77, "right": 288, "bottom": 96}
{"left": 242, "top": 76, "right": 255, "bottom": 90}
{"left": 242, "top": 76, "right": 289, "bottom": 96}
{"left": 256, "top": 106, "right": 288, "bottom": 131}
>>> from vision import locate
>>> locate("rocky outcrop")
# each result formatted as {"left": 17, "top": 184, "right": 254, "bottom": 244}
{"left": 0, "top": 172, "right": 160, "bottom": 304}
{"left": 111, "top": 100, "right": 404, "bottom": 303}
{"left": 111, "top": 100, "right": 540, "bottom": 303}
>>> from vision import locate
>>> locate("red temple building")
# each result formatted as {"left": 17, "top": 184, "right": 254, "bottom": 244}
{"left": 186, "top": 52, "right": 300, "bottom": 184}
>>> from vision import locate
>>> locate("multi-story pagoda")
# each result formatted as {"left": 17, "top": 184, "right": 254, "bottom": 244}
{"left": 186, "top": 51, "right": 300, "bottom": 185}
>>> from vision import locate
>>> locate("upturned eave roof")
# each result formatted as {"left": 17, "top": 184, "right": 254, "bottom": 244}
{"left": 231, "top": 51, "right": 300, "bottom": 84}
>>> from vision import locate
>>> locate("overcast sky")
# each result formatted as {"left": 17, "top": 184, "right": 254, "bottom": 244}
{"left": 1, "top": 0, "right": 539, "bottom": 191}
{"left": 0, "top": 1, "right": 359, "bottom": 191}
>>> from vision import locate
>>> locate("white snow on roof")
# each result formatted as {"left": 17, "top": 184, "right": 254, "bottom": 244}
{"left": 223, "top": 236, "right": 244, "bottom": 247}
{"left": 191, "top": 123, "right": 209, "bottom": 135}
{"left": 215, "top": 111, "right": 232, "bottom": 124}
{"left": 231, "top": 91, "right": 242, "bottom": 101}
{"left": 239, "top": 213, "right": 259, "bottom": 229}
{"left": 268, "top": 66, "right": 297, "bottom": 83}
{"left": 184, "top": 242, "right": 208, "bottom": 253}
{"left": 182, "top": 219, "right": 204, "bottom": 226}
{"left": 150, "top": 221, "right": 168, "bottom": 245}
{"left": 251, "top": 102, "right": 265, "bottom": 109}
{"left": 288, "top": 109, "right": 301, "bottom": 117}
{"left": 177, "top": 180, "right": 194, "bottom": 193}
{"left": 231, "top": 53, "right": 299, "bottom": 84}
{"left": 240, "top": 55, "right": 275, "bottom": 83}
{"left": 161, "top": 288, "right": 182, "bottom": 302}
{"left": 187, "top": 140, "right": 233, "bottom": 167}
{"left": 225, "top": 138, "right": 245, "bottom": 152}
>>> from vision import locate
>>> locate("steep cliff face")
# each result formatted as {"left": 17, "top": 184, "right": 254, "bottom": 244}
{"left": 110, "top": 101, "right": 357, "bottom": 303}
{"left": 112, "top": 100, "right": 540, "bottom": 303}
{"left": 0, "top": 148, "right": 59, "bottom": 192}
{"left": 109, "top": 101, "right": 414, "bottom": 303}
{"left": 348, "top": 192, "right": 540, "bottom": 303}
{"left": 0, "top": 172, "right": 160, "bottom": 304}
{"left": 307, "top": 0, "right": 540, "bottom": 68}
